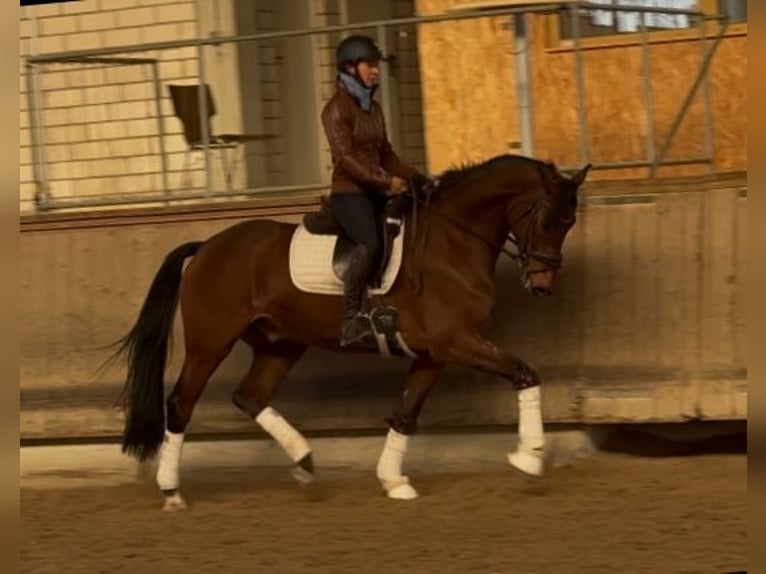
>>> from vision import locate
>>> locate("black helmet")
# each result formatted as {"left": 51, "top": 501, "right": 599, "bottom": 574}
{"left": 336, "top": 35, "right": 385, "bottom": 72}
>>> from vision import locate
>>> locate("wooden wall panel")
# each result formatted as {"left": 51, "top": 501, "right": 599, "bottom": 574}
{"left": 707, "top": 35, "right": 747, "bottom": 172}
{"left": 415, "top": 0, "right": 519, "bottom": 173}
{"left": 529, "top": 24, "right": 746, "bottom": 179}
{"left": 580, "top": 205, "right": 614, "bottom": 370}
{"left": 654, "top": 192, "right": 703, "bottom": 374}
{"left": 733, "top": 195, "right": 746, "bottom": 368}
{"left": 414, "top": 1, "right": 745, "bottom": 179}
{"left": 700, "top": 188, "right": 739, "bottom": 369}
{"left": 629, "top": 202, "right": 660, "bottom": 367}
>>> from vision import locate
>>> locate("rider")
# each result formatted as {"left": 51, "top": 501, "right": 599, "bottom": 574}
{"left": 321, "top": 34, "right": 432, "bottom": 347}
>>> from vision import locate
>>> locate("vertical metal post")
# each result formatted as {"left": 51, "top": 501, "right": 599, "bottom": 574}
{"left": 572, "top": 1, "right": 587, "bottom": 407}
{"left": 25, "top": 8, "right": 51, "bottom": 211}
{"left": 26, "top": 61, "right": 50, "bottom": 210}
{"left": 652, "top": 16, "right": 727, "bottom": 176}
{"left": 639, "top": 12, "right": 656, "bottom": 176}
{"left": 152, "top": 61, "right": 170, "bottom": 199}
{"left": 699, "top": 16, "right": 714, "bottom": 173}
{"left": 196, "top": 42, "right": 212, "bottom": 196}
{"left": 376, "top": 24, "right": 397, "bottom": 150}
{"left": 570, "top": 3, "right": 589, "bottom": 167}
{"left": 514, "top": 14, "right": 534, "bottom": 157}
{"left": 339, "top": 0, "right": 350, "bottom": 26}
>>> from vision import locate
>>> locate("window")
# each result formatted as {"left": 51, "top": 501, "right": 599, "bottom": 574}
{"left": 550, "top": 0, "right": 746, "bottom": 48}
{"left": 560, "top": 0, "right": 699, "bottom": 41}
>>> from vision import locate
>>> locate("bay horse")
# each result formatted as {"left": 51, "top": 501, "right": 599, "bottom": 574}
{"left": 112, "top": 153, "right": 591, "bottom": 510}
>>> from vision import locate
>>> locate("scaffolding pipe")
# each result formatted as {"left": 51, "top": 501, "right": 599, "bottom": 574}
{"left": 699, "top": 16, "right": 715, "bottom": 174}
{"left": 639, "top": 12, "right": 656, "bottom": 171}
{"left": 570, "top": 3, "right": 589, "bottom": 166}
{"left": 376, "top": 24, "right": 396, "bottom": 151}
{"left": 514, "top": 14, "right": 534, "bottom": 157}
{"left": 652, "top": 15, "right": 728, "bottom": 176}
{"left": 26, "top": 2, "right": 705, "bottom": 63}
{"left": 26, "top": 61, "right": 50, "bottom": 210}
{"left": 196, "top": 44, "right": 213, "bottom": 196}
{"left": 151, "top": 61, "right": 170, "bottom": 198}
{"left": 29, "top": 183, "right": 330, "bottom": 212}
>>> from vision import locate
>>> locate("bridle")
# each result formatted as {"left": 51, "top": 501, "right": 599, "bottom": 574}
{"left": 506, "top": 193, "right": 564, "bottom": 274}
{"left": 408, "top": 182, "right": 563, "bottom": 274}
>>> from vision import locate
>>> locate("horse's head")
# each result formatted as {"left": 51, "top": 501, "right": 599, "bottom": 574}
{"left": 510, "top": 162, "right": 591, "bottom": 297}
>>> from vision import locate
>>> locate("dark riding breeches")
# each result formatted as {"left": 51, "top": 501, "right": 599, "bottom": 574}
{"left": 329, "top": 192, "right": 384, "bottom": 265}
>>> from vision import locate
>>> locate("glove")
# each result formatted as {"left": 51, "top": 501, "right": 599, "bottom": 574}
{"left": 388, "top": 175, "right": 409, "bottom": 196}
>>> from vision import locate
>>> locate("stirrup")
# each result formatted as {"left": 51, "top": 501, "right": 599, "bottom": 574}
{"left": 340, "top": 313, "right": 375, "bottom": 348}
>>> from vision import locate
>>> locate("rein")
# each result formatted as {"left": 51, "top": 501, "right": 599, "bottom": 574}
{"left": 407, "top": 185, "right": 562, "bottom": 271}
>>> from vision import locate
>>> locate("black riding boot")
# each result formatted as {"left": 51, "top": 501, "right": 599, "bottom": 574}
{"left": 340, "top": 245, "right": 376, "bottom": 348}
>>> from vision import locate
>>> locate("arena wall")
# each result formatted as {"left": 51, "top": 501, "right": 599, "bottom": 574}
{"left": 19, "top": 174, "right": 746, "bottom": 441}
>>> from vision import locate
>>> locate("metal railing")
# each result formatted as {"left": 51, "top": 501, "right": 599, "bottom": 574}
{"left": 22, "top": 1, "right": 729, "bottom": 212}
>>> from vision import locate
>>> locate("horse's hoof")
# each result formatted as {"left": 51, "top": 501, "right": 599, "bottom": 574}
{"left": 381, "top": 476, "right": 419, "bottom": 500}
{"left": 162, "top": 491, "right": 187, "bottom": 512}
{"left": 387, "top": 483, "right": 419, "bottom": 500}
{"left": 292, "top": 466, "right": 316, "bottom": 485}
{"left": 507, "top": 448, "right": 545, "bottom": 478}
{"left": 292, "top": 453, "right": 316, "bottom": 484}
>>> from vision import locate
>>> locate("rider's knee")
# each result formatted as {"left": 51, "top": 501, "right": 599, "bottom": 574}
{"left": 365, "top": 237, "right": 382, "bottom": 262}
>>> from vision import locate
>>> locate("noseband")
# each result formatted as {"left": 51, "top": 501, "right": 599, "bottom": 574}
{"left": 506, "top": 195, "right": 563, "bottom": 274}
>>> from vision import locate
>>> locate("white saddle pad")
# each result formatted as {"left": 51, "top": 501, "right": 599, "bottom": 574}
{"left": 288, "top": 220, "right": 405, "bottom": 296}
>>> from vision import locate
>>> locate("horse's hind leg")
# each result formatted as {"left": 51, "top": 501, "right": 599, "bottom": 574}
{"left": 230, "top": 335, "right": 311, "bottom": 481}
{"left": 376, "top": 357, "right": 443, "bottom": 500}
{"left": 156, "top": 345, "right": 233, "bottom": 511}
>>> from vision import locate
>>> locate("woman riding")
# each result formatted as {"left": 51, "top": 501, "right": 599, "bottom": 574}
{"left": 320, "top": 34, "right": 432, "bottom": 347}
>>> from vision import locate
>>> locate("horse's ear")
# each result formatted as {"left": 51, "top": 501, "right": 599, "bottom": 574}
{"left": 537, "top": 162, "right": 561, "bottom": 194}
{"left": 570, "top": 163, "right": 592, "bottom": 187}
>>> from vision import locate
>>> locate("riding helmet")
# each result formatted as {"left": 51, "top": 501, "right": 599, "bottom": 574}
{"left": 335, "top": 34, "right": 385, "bottom": 71}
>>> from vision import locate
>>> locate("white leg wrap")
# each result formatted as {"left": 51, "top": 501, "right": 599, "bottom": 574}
{"left": 517, "top": 386, "right": 545, "bottom": 451}
{"left": 508, "top": 386, "right": 545, "bottom": 476}
{"left": 376, "top": 428, "right": 408, "bottom": 482}
{"left": 376, "top": 429, "right": 418, "bottom": 499}
{"left": 156, "top": 430, "right": 184, "bottom": 491}
{"left": 255, "top": 406, "right": 311, "bottom": 463}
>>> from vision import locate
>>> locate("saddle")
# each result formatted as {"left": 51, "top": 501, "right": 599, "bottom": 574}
{"left": 302, "top": 194, "right": 411, "bottom": 287}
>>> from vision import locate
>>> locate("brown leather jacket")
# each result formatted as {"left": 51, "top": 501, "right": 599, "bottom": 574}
{"left": 321, "top": 80, "right": 419, "bottom": 196}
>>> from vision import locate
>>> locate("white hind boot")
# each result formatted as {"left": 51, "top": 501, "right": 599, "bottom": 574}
{"left": 507, "top": 386, "right": 545, "bottom": 476}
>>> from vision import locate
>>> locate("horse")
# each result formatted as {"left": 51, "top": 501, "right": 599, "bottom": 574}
{"left": 111, "top": 153, "right": 591, "bottom": 511}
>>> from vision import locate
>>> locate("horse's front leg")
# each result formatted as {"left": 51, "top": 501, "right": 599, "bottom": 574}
{"left": 376, "top": 356, "right": 444, "bottom": 500}
{"left": 439, "top": 333, "right": 545, "bottom": 477}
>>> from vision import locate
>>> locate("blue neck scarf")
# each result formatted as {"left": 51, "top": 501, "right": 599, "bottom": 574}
{"left": 338, "top": 72, "right": 375, "bottom": 112}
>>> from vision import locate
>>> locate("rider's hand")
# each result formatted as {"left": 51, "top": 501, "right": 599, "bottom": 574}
{"left": 388, "top": 176, "right": 409, "bottom": 196}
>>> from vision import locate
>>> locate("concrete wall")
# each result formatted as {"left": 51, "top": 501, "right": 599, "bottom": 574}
{"left": 19, "top": 174, "right": 747, "bottom": 441}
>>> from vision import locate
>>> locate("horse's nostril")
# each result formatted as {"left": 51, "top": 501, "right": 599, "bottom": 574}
{"left": 532, "top": 287, "right": 548, "bottom": 297}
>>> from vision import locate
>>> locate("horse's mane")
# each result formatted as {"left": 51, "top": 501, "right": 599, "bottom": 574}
{"left": 432, "top": 154, "right": 558, "bottom": 198}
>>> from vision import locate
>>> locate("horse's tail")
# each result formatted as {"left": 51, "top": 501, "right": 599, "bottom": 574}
{"left": 113, "top": 241, "right": 203, "bottom": 462}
